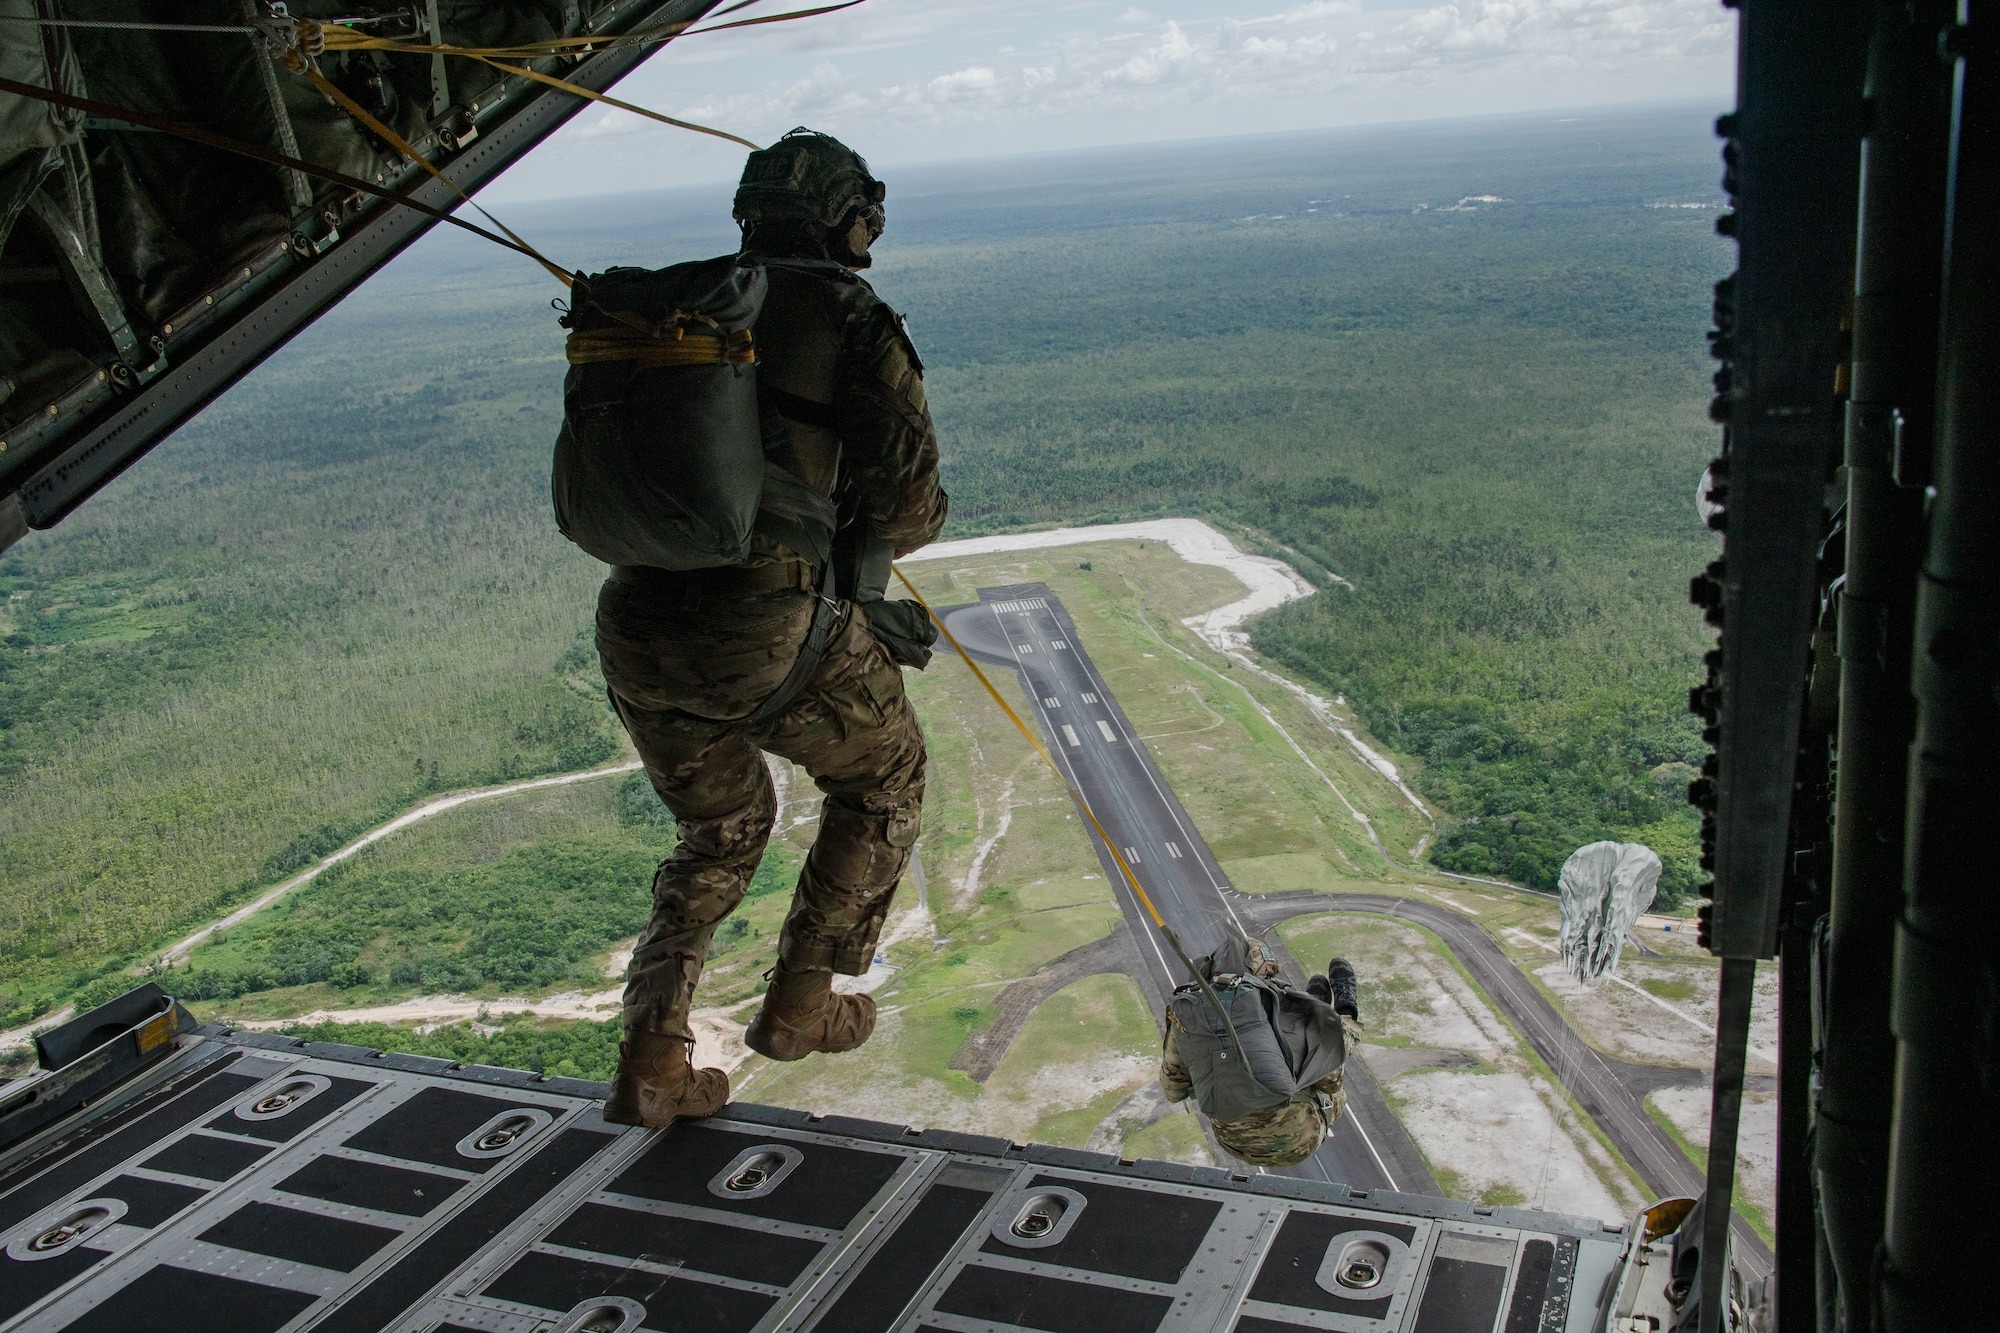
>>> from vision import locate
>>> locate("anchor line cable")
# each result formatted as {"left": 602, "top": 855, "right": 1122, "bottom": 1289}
{"left": 294, "top": 62, "right": 572, "bottom": 285}
{"left": 0, "top": 1, "right": 870, "bottom": 285}
{"left": 0, "top": 73, "right": 552, "bottom": 267}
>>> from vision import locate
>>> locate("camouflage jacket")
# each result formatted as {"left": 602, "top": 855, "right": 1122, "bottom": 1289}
{"left": 747, "top": 255, "right": 948, "bottom": 561}
{"left": 1160, "top": 1015, "right": 1363, "bottom": 1168}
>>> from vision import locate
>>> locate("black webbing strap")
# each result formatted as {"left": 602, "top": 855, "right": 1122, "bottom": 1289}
{"left": 743, "top": 557, "right": 839, "bottom": 727}
{"left": 0, "top": 73, "right": 551, "bottom": 269}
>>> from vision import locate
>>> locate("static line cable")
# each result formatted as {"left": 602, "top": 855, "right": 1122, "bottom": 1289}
{"left": 308, "top": 0, "right": 869, "bottom": 61}
{"left": 0, "top": 16, "right": 259, "bottom": 31}
{"left": 891, "top": 565, "right": 1265, "bottom": 1069}
{"left": 464, "top": 53, "right": 758, "bottom": 150}
{"left": 0, "top": 73, "right": 554, "bottom": 270}
{"left": 294, "top": 58, "right": 573, "bottom": 287}
{"left": 890, "top": 570, "right": 1221, "bottom": 962}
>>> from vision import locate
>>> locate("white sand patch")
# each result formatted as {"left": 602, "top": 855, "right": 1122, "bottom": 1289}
{"left": 840, "top": 894, "right": 938, "bottom": 995}
{"left": 1396, "top": 1070, "right": 1625, "bottom": 1222}
{"left": 770, "top": 754, "right": 820, "bottom": 833}
{"left": 692, "top": 1004, "right": 755, "bottom": 1073}
{"left": 1340, "top": 921, "right": 1511, "bottom": 1055}
{"left": 234, "top": 991, "right": 618, "bottom": 1031}
{"left": 1524, "top": 952, "right": 1777, "bottom": 1074}
{"left": 233, "top": 989, "right": 758, "bottom": 1075}
{"left": 919, "top": 517, "right": 1433, "bottom": 836}
{"left": 906, "top": 518, "right": 1319, "bottom": 653}
{"left": 1649, "top": 1085, "right": 1778, "bottom": 1224}
{"left": 1398, "top": 968, "right": 1512, "bottom": 1055}
{"left": 957, "top": 774, "right": 1017, "bottom": 908}
{"left": 737, "top": 1008, "right": 1154, "bottom": 1141}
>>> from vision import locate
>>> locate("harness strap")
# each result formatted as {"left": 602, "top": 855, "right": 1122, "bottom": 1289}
{"left": 744, "top": 559, "right": 841, "bottom": 727}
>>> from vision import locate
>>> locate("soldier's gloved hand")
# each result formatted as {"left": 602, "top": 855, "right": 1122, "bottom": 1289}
{"left": 858, "top": 598, "right": 937, "bottom": 669}
{"left": 1245, "top": 939, "right": 1281, "bottom": 979}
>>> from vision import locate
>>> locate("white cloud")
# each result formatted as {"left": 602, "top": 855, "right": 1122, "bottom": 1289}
{"left": 928, "top": 65, "right": 1000, "bottom": 97}
{"left": 483, "top": 0, "right": 1735, "bottom": 201}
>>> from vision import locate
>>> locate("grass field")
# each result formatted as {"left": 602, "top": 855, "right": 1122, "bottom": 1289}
{"left": 2, "top": 109, "right": 1727, "bottom": 1024}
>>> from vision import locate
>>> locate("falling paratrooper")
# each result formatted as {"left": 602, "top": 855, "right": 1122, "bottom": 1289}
{"left": 1556, "top": 841, "right": 1662, "bottom": 984}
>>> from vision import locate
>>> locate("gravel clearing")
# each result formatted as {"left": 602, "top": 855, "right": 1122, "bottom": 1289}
{"left": 1649, "top": 1084, "right": 1778, "bottom": 1225}
{"left": 1394, "top": 1069, "right": 1627, "bottom": 1222}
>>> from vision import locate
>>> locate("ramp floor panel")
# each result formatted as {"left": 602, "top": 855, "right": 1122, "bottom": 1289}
{"left": 0, "top": 1031, "right": 1628, "bottom": 1331}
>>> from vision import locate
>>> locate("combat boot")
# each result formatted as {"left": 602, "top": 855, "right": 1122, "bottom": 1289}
{"left": 1326, "top": 957, "right": 1360, "bottom": 1020}
{"left": 745, "top": 964, "right": 876, "bottom": 1061}
{"left": 603, "top": 1032, "right": 729, "bottom": 1127}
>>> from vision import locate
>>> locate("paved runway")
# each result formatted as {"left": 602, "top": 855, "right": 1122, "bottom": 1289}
{"left": 940, "top": 584, "right": 1434, "bottom": 1196}
{"left": 937, "top": 582, "right": 1773, "bottom": 1282}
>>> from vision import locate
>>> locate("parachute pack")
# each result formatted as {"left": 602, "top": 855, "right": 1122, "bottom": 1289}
{"left": 1167, "top": 936, "right": 1349, "bottom": 1123}
{"left": 551, "top": 253, "right": 837, "bottom": 571}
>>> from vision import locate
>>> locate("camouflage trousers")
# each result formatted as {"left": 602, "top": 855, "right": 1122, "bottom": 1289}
{"left": 595, "top": 578, "right": 927, "bottom": 1042}
{"left": 1161, "top": 1016, "right": 1365, "bottom": 1167}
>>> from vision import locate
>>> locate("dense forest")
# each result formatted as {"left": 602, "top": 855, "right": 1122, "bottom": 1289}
{"left": 0, "top": 106, "right": 1724, "bottom": 1019}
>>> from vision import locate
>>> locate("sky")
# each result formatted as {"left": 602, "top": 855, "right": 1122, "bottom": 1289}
{"left": 485, "top": 0, "right": 1737, "bottom": 202}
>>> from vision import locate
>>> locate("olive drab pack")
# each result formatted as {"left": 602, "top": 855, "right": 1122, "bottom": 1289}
{"left": 1167, "top": 935, "right": 1349, "bottom": 1124}
{"left": 551, "top": 253, "right": 836, "bottom": 571}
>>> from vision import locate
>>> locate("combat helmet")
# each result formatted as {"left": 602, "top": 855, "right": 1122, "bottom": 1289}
{"left": 733, "top": 127, "right": 885, "bottom": 231}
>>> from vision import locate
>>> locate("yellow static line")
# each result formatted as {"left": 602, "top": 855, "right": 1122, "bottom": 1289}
{"left": 892, "top": 567, "right": 1170, "bottom": 935}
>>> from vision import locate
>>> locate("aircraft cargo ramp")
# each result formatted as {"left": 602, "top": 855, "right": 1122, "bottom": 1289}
{"left": 0, "top": 1024, "right": 1635, "bottom": 1332}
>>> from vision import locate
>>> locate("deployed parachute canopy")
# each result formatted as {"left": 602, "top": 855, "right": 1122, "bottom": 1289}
{"left": 1557, "top": 840, "right": 1662, "bottom": 984}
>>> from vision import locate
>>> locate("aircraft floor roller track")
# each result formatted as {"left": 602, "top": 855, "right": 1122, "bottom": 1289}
{"left": 0, "top": 1028, "right": 1630, "bottom": 1332}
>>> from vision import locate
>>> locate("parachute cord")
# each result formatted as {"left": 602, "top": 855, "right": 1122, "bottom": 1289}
{"left": 306, "top": 0, "right": 872, "bottom": 61}
{"left": 0, "top": 73, "right": 554, "bottom": 270}
{"left": 463, "top": 53, "right": 758, "bottom": 150}
{"left": 1534, "top": 980, "right": 1578, "bottom": 1210}
{"left": 298, "top": 60, "right": 574, "bottom": 289}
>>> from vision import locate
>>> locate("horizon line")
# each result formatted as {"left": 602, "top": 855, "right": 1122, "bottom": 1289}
{"left": 493, "top": 95, "right": 1725, "bottom": 213}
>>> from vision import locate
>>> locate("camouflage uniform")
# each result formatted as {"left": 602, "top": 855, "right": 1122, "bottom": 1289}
{"left": 1158, "top": 939, "right": 1363, "bottom": 1168}
{"left": 1159, "top": 1014, "right": 1365, "bottom": 1167}
{"left": 597, "top": 252, "right": 946, "bottom": 1044}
